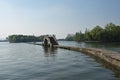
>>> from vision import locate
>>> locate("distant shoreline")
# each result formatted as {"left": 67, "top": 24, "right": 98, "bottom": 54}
{"left": 0, "top": 40, "right": 8, "bottom": 42}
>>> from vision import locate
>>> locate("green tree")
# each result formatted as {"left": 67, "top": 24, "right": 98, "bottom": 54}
{"left": 85, "top": 29, "right": 92, "bottom": 41}
{"left": 75, "top": 31, "right": 84, "bottom": 41}
{"left": 65, "top": 34, "right": 74, "bottom": 41}
{"left": 104, "top": 23, "right": 120, "bottom": 42}
{"left": 8, "top": 35, "right": 43, "bottom": 43}
{"left": 90, "top": 25, "right": 103, "bottom": 41}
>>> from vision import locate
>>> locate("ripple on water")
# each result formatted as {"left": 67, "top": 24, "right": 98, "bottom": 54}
{"left": 0, "top": 42, "right": 119, "bottom": 80}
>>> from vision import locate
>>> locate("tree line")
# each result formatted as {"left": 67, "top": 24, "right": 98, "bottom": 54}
{"left": 65, "top": 23, "right": 120, "bottom": 42}
{"left": 7, "top": 35, "right": 43, "bottom": 43}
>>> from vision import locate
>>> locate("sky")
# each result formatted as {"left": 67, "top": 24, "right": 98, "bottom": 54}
{"left": 0, "top": 0, "right": 120, "bottom": 39}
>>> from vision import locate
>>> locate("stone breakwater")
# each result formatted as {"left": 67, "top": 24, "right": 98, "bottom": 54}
{"left": 54, "top": 45, "right": 120, "bottom": 71}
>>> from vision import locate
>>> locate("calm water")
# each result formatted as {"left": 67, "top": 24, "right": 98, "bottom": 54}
{"left": 59, "top": 41, "right": 120, "bottom": 52}
{"left": 0, "top": 42, "right": 120, "bottom": 80}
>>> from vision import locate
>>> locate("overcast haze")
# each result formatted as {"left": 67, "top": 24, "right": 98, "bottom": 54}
{"left": 0, "top": 0, "right": 120, "bottom": 39}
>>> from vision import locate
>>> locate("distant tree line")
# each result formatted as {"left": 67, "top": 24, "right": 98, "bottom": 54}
{"left": 7, "top": 35, "right": 43, "bottom": 43}
{"left": 65, "top": 23, "right": 120, "bottom": 42}
{"left": 65, "top": 34, "right": 75, "bottom": 41}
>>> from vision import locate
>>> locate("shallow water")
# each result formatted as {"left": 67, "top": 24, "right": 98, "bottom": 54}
{"left": 0, "top": 42, "right": 120, "bottom": 80}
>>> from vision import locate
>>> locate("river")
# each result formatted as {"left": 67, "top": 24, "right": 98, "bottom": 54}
{"left": 0, "top": 42, "right": 120, "bottom": 80}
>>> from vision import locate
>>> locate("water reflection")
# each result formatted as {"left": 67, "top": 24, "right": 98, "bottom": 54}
{"left": 42, "top": 46, "right": 58, "bottom": 57}
{"left": 0, "top": 42, "right": 120, "bottom": 80}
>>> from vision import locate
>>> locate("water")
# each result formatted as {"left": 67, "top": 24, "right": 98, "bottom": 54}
{"left": 0, "top": 42, "right": 120, "bottom": 80}
{"left": 59, "top": 41, "right": 120, "bottom": 52}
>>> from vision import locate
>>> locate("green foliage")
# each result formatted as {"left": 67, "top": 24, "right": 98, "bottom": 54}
{"left": 84, "top": 29, "right": 92, "bottom": 41}
{"left": 90, "top": 25, "right": 103, "bottom": 41}
{"left": 65, "top": 34, "right": 75, "bottom": 41}
{"left": 66, "top": 23, "right": 120, "bottom": 42}
{"left": 7, "top": 35, "right": 43, "bottom": 43}
{"left": 75, "top": 31, "right": 84, "bottom": 42}
{"left": 103, "top": 23, "right": 120, "bottom": 42}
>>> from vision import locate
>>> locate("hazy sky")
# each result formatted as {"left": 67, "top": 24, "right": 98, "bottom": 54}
{"left": 0, "top": 0, "right": 120, "bottom": 39}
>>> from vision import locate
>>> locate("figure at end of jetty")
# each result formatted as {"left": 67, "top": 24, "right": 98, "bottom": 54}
{"left": 42, "top": 35, "right": 59, "bottom": 47}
